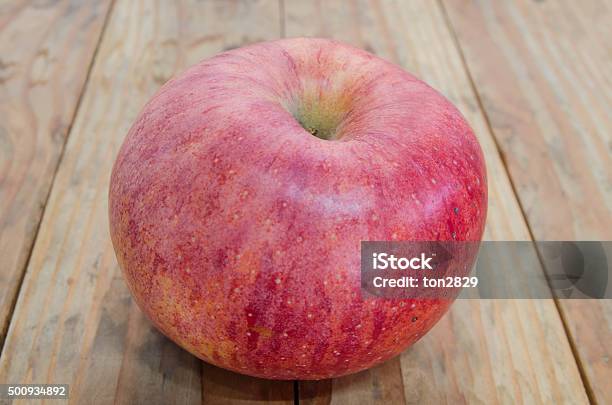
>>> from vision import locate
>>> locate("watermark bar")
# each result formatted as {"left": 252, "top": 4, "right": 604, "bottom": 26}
{"left": 361, "top": 241, "right": 612, "bottom": 299}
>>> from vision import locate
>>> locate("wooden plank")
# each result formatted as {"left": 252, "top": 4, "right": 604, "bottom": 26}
{"left": 441, "top": 1, "right": 611, "bottom": 403}
{"left": 0, "top": 0, "right": 114, "bottom": 348}
{"left": 0, "top": 0, "right": 292, "bottom": 403}
{"left": 283, "top": 0, "right": 589, "bottom": 403}
{"left": 201, "top": 363, "right": 295, "bottom": 404}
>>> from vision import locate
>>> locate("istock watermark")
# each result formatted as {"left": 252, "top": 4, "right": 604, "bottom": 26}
{"left": 372, "top": 252, "right": 434, "bottom": 270}
{"left": 361, "top": 241, "right": 612, "bottom": 299}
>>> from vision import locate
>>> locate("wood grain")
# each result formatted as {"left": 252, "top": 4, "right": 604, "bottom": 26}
{"left": 442, "top": 0, "right": 611, "bottom": 403}
{"left": 201, "top": 363, "right": 294, "bottom": 404}
{"left": 0, "top": 0, "right": 114, "bottom": 349}
{"left": 283, "top": 0, "right": 589, "bottom": 403}
{"left": 0, "top": 0, "right": 292, "bottom": 403}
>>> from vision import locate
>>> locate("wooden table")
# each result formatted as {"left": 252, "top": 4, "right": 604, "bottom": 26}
{"left": 0, "top": 1, "right": 610, "bottom": 404}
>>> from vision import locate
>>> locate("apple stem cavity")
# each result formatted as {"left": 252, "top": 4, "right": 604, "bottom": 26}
{"left": 295, "top": 108, "right": 340, "bottom": 141}
{"left": 292, "top": 87, "right": 350, "bottom": 141}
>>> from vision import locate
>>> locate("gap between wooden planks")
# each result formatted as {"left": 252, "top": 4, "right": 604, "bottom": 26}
{"left": 0, "top": 0, "right": 114, "bottom": 352}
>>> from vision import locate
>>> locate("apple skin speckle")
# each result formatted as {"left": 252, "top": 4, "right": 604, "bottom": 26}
{"left": 109, "top": 38, "right": 487, "bottom": 380}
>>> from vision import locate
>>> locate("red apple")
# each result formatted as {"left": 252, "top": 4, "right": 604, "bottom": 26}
{"left": 109, "top": 38, "right": 487, "bottom": 380}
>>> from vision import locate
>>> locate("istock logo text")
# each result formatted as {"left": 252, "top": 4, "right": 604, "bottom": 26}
{"left": 372, "top": 253, "right": 434, "bottom": 270}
